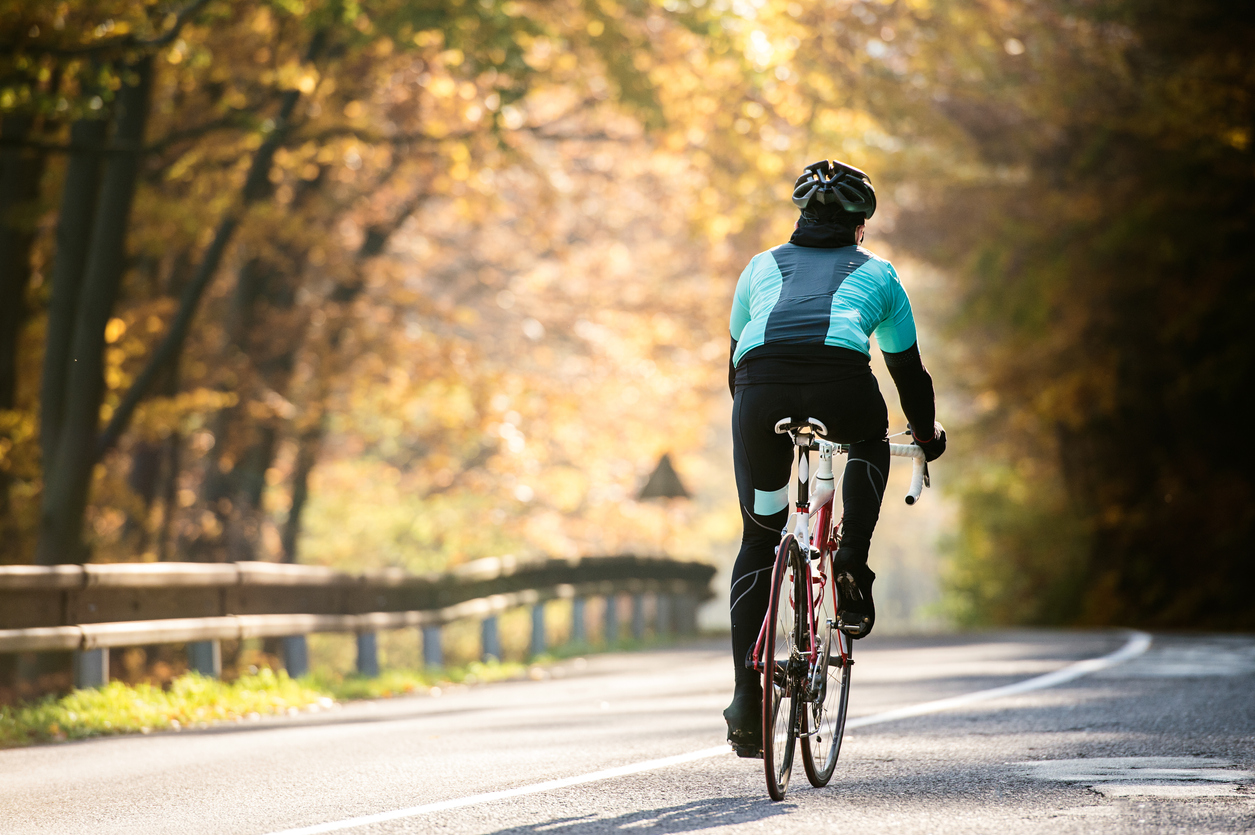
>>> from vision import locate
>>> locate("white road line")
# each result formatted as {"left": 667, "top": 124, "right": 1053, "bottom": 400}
{"left": 846, "top": 629, "right": 1152, "bottom": 729}
{"left": 265, "top": 630, "right": 1152, "bottom": 835}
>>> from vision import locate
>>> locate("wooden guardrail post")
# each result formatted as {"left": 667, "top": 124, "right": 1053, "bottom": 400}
{"left": 675, "top": 592, "right": 696, "bottom": 635}
{"left": 356, "top": 632, "right": 379, "bottom": 677}
{"left": 571, "top": 597, "right": 586, "bottom": 645}
{"left": 530, "top": 603, "right": 546, "bottom": 657}
{"left": 603, "top": 594, "right": 619, "bottom": 645}
{"left": 282, "top": 635, "right": 309, "bottom": 678}
{"left": 422, "top": 624, "right": 442, "bottom": 667}
{"left": 188, "top": 640, "right": 222, "bottom": 678}
{"left": 632, "top": 593, "right": 646, "bottom": 640}
{"left": 481, "top": 616, "right": 500, "bottom": 662}
{"left": 73, "top": 648, "right": 108, "bottom": 689}
{"left": 655, "top": 592, "right": 672, "bottom": 636}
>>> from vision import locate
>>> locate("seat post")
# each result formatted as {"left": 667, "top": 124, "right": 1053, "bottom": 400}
{"left": 796, "top": 440, "right": 810, "bottom": 510}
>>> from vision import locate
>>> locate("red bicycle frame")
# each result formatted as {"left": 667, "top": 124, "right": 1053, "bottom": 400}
{"left": 749, "top": 499, "right": 850, "bottom": 675}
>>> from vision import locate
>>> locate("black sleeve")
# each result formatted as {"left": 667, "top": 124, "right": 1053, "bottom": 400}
{"left": 882, "top": 342, "right": 936, "bottom": 439}
{"left": 728, "top": 336, "right": 738, "bottom": 398}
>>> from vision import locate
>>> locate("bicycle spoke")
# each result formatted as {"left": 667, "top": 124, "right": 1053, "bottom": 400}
{"left": 762, "top": 537, "right": 800, "bottom": 800}
{"left": 801, "top": 517, "right": 852, "bottom": 787}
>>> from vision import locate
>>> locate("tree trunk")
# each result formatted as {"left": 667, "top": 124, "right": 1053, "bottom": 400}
{"left": 196, "top": 251, "right": 306, "bottom": 562}
{"left": 156, "top": 428, "right": 181, "bottom": 562}
{"left": 124, "top": 439, "right": 163, "bottom": 554}
{"left": 0, "top": 113, "right": 49, "bottom": 557}
{"left": 150, "top": 250, "right": 194, "bottom": 563}
{"left": 0, "top": 113, "right": 45, "bottom": 408}
{"left": 36, "top": 58, "right": 153, "bottom": 566}
{"left": 38, "top": 117, "right": 108, "bottom": 478}
{"left": 280, "top": 414, "right": 324, "bottom": 562}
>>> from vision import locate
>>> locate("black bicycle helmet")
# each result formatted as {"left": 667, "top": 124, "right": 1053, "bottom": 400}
{"left": 792, "top": 159, "right": 876, "bottom": 219}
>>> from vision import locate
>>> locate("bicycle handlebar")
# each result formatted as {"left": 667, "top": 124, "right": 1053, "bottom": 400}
{"left": 775, "top": 418, "right": 932, "bottom": 505}
{"left": 888, "top": 443, "right": 928, "bottom": 505}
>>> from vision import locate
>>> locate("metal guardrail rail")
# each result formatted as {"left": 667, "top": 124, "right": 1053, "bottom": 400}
{"left": 0, "top": 556, "right": 717, "bottom": 687}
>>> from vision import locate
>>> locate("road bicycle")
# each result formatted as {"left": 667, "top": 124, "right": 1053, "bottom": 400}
{"left": 749, "top": 417, "right": 928, "bottom": 801}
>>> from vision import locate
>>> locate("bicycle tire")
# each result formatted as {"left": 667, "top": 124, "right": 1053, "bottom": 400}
{"left": 762, "top": 535, "right": 802, "bottom": 801}
{"left": 800, "top": 541, "right": 852, "bottom": 787}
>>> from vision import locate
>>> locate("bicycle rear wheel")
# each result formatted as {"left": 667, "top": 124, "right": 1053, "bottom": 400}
{"left": 800, "top": 541, "right": 852, "bottom": 786}
{"left": 762, "top": 536, "right": 802, "bottom": 801}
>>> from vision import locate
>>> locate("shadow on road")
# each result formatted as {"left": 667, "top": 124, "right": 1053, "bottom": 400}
{"left": 477, "top": 797, "right": 790, "bottom": 834}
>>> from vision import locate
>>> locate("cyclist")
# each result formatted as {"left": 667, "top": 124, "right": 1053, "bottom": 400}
{"left": 724, "top": 160, "right": 946, "bottom": 757}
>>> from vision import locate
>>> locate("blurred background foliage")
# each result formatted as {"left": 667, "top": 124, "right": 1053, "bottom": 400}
{"left": 0, "top": 0, "right": 1250, "bottom": 630}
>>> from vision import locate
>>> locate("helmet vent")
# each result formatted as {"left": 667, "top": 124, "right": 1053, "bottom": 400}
{"left": 792, "top": 159, "right": 876, "bottom": 219}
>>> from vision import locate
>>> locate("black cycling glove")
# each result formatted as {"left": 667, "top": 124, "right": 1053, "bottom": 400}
{"left": 911, "top": 421, "right": 947, "bottom": 462}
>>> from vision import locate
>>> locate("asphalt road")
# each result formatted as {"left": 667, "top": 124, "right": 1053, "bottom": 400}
{"left": 2, "top": 630, "right": 1253, "bottom": 835}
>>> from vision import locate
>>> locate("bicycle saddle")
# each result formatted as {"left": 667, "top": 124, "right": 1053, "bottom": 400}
{"left": 773, "top": 416, "right": 829, "bottom": 437}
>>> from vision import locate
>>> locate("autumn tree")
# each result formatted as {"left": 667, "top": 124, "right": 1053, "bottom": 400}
{"left": 899, "top": 0, "right": 1255, "bottom": 628}
{"left": 0, "top": 0, "right": 720, "bottom": 567}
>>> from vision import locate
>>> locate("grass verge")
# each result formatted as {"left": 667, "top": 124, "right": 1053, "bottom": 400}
{"left": 0, "top": 636, "right": 687, "bottom": 749}
{"left": 0, "top": 668, "right": 328, "bottom": 748}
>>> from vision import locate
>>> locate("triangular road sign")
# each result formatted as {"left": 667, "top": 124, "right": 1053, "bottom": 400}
{"left": 638, "top": 453, "right": 690, "bottom": 500}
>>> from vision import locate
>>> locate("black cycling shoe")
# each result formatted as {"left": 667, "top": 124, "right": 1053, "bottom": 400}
{"left": 834, "top": 548, "right": 876, "bottom": 639}
{"left": 723, "top": 688, "right": 763, "bottom": 759}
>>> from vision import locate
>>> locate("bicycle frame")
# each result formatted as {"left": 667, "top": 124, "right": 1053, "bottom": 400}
{"left": 750, "top": 424, "right": 848, "bottom": 676}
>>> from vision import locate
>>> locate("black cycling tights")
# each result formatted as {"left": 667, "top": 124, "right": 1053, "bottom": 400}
{"left": 729, "top": 375, "right": 890, "bottom": 692}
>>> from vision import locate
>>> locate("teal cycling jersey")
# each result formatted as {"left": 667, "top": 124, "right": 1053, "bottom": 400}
{"left": 729, "top": 243, "right": 916, "bottom": 365}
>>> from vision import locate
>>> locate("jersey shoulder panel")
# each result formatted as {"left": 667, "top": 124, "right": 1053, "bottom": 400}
{"left": 730, "top": 250, "right": 777, "bottom": 338}
{"left": 730, "top": 249, "right": 786, "bottom": 364}
{"left": 853, "top": 247, "right": 897, "bottom": 278}
{"left": 857, "top": 252, "right": 916, "bottom": 353}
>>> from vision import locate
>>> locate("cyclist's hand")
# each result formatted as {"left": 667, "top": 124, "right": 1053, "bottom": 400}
{"left": 912, "top": 421, "right": 947, "bottom": 462}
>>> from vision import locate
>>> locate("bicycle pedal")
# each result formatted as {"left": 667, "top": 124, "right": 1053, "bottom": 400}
{"left": 837, "top": 617, "right": 869, "bottom": 637}
{"left": 731, "top": 743, "right": 764, "bottom": 759}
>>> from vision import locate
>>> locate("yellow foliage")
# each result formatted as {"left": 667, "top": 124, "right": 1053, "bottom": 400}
{"left": 103, "top": 318, "right": 126, "bottom": 343}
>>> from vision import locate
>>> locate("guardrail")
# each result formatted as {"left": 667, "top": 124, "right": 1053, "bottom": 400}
{"left": 0, "top": 556, "right": 716, "bottom": 688}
